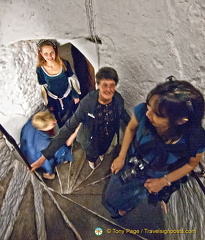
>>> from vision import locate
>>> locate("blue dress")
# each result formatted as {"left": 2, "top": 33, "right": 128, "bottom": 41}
{"left": 36, "top": 60, "right": 79, "bottom": 127}
{"left": 20, "top": 119, "right": 73, "bottom": 174}
{"left": 105, "top": 103, "right": 205, "bottom": 216}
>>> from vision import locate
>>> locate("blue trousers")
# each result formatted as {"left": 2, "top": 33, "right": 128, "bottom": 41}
{"left": 104, "top": 160, "right": 149, "bottom": 216}
{"left": 39, "top": 145, "right": 73, "bottom": 174}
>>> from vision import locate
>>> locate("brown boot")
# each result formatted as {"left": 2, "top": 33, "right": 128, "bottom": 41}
{"left": 43, "top": 173, "right": 55, "bottom": 180}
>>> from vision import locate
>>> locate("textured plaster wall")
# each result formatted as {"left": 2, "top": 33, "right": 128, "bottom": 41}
{"left": 0, "top": 41, "right": 42, "bottom": 142}
{"left": 0, "top": 0, "right": 88, "bottom": 44}
{"left": 94, "top": 0, "right": 205, "bottom": 106}
{"left": 0, "top": 1, "right": 205, "bottom": 239}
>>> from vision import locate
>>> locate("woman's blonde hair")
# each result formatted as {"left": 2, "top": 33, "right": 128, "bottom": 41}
{"left": 32, "top": 111, "right": 56, "bottom": 130}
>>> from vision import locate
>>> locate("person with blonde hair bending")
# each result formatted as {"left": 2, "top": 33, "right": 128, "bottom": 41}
{"left": 20, "top": 111, "right": 79, "bottom": 179}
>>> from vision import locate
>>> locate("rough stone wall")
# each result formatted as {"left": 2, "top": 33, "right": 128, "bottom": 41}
{"left": 0, "top": 132, "right": 30, "bottom": 239}
{"left": 0, "top": 41, "right": 43, "bottom": 142}
{"left": 165, "top": 174, "right": 205, "bottom": 240}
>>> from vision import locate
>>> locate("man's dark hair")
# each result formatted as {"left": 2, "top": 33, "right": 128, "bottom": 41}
{"left": 96, "top": 67, "right": 119, "bottom": 85}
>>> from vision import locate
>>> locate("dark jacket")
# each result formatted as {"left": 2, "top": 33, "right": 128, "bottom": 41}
{"left": 42, "top": 90, "right": 130, "bottom": 159}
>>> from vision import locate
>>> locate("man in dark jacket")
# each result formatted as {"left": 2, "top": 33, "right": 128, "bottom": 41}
{"left": 30, "top": 67, "right": 130, "bottom": 171}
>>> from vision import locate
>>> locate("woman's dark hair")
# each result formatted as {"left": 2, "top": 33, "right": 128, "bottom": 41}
{"left": 37, "top": 39, "right": 57, "bottom": 50}
{"left": 146, "top": 79, "right": 204, "bottom": 140}
{"left": 96, "top": 67, "right": 119, "bottom": 85}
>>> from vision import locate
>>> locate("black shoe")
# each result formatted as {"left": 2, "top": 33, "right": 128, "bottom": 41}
{"left": 111, "top": 207, "right": 134, "bottom": 219}
{"left": 111, "top": 213, "right": 124, "bottom": 219}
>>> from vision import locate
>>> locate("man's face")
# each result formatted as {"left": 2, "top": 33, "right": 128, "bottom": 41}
{"left": 98, "top": 79, "right": 116, "bottom": 103}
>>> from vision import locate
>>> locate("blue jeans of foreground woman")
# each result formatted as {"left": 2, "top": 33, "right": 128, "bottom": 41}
{"left": 104, "top": 159, "right": 149, "bottom": 217}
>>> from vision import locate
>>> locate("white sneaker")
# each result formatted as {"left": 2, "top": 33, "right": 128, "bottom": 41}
{"left": 99, "top": 155, "right": 104, "bottom": 161}
{"left": 88, "top": 161, "right": 95, "bottom": 169}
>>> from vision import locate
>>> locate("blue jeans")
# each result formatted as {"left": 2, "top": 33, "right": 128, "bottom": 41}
{"left": 40, "top": 145, "right": 73, "bottom": 174}
{"left": 104, "top": 160, "right": 149, "bottom": 216}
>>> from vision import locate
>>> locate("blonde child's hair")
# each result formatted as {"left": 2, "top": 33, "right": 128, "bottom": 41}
{"left": 32, "top": 111, "right": 56, "bottom": 130}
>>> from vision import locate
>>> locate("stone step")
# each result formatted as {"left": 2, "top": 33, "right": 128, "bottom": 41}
{"left": 0, "top": 135, "right": 164, "bottom": 240}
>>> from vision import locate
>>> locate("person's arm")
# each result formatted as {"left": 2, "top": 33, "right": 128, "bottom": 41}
{"left": 70, "top": 78, "right": 81, "bottom": 104}
{"left": 36, "top": 67, "right": 46, "bottom": 85}
{"left": 73, "top": 97, "right": 80, "bottom": 104}
{"left": 120, "top": 108, "right": 131, "bottom": 125}
{"left": 144, "top": 153, "right": 204, "bottom": 193}
{"left": 111, "top": 114, "right": 138, "bottom": 174}
{"left": 66, "top": 123, "right": 81, "bottom": 146}
{"left": 64, "top": 59, "right": 81, "bottom": 97}
{"left": 115, "top": 91, "right": 130, "bottom": 124}
{"left": 30, "top": 155, "right": 46, "bottom": 172}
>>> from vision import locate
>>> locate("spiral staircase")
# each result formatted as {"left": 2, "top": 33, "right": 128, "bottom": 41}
{"left": 0, "top": 130, "right": 173, "bottom": 240}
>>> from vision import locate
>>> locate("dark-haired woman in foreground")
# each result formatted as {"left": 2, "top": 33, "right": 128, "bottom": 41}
{"left": 105, "top": 78, "right": 205, "bottom": 218}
